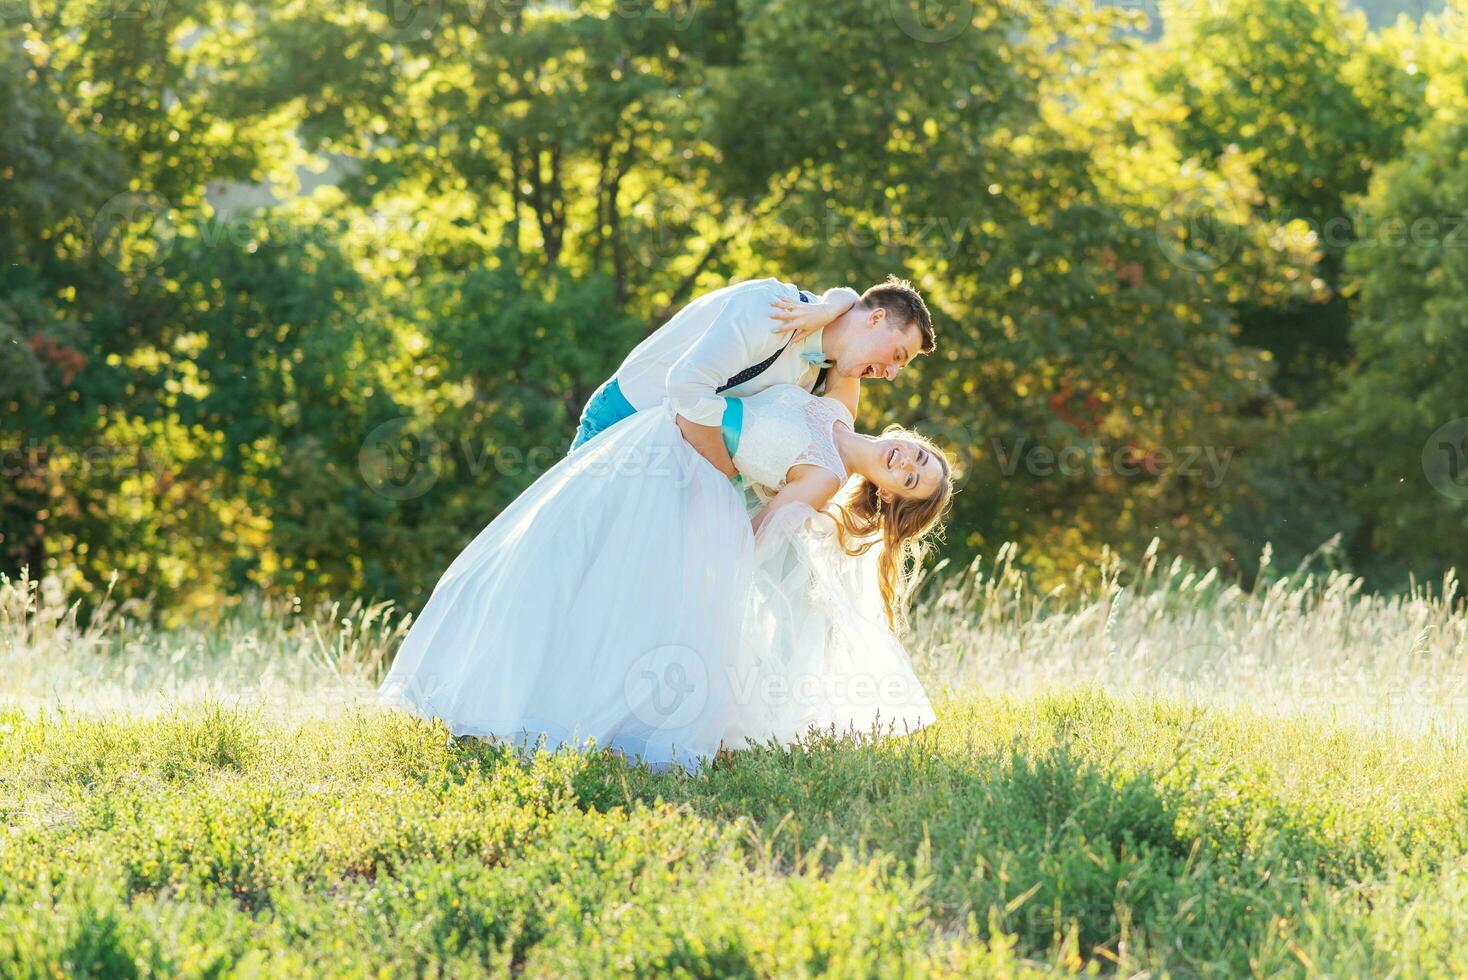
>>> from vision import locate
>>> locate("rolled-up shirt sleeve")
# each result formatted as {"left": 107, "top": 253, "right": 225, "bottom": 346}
{"left": 665, "top": 279, "right": 792, "bottom": 427}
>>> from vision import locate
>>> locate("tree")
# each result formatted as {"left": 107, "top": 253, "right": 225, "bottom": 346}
{"left": 1314, "top": 102, "right": 1468, "bottom": 583}
{"left": 1153, "top": 0, "right": 1429, "bottom": 406}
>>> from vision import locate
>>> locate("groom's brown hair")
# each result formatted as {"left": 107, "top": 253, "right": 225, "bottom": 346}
{"left": 862, "top": 275, "right": 935, "bottom": 355}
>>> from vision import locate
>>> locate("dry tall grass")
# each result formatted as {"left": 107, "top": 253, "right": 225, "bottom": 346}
{"left": 4, "top": 538, "right": 1463, "bottom": 739}
{"left": 912, "top": 539, "right": 1468, "bottom": 737}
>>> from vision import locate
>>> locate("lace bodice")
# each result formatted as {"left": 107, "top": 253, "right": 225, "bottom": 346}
{"left": 731, "top": 384, "right": 853, "bottom": 495}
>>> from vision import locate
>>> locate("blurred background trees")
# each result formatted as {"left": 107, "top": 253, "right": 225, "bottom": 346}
{"left": 2, "top": 0, "right": 1464, "bottom": 619}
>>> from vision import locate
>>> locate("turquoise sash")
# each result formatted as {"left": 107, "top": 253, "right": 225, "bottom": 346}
{"left": 572, "top": 376, "right": 744, "bottom": 462}
{"left": 720, "top": 395, "right": 743, "bottom": 460}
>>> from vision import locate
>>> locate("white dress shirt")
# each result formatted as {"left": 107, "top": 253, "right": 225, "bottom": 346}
{"left": 613, "top": 277, "right": 835, "bottom": 427}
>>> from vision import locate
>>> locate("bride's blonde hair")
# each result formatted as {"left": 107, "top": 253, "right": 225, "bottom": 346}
{"left": 822, "top": 425, "right": 954, "bottom": 634}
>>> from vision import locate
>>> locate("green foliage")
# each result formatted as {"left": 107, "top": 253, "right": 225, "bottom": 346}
{"left": 1142, "top": 1, "right": 1465, "bottom": 585}
{"left": 1316, "top": 107, "right": 1468, "bottom": 582}
{"left": 0, "top": 0, "right": 1463, "bottom": 611}
{"left": 1153, "top": 0, "right": 1429, "bottom": 404}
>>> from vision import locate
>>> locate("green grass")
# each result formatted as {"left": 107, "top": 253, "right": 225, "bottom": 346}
{"left": 3, "top": 546, "right": 1467, "bottom": 976}
{"left": 2, "top": 691, "right": 1467, "bottom": 976}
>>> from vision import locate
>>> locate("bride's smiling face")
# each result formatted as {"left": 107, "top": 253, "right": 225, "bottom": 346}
{"left": 869, "top": 437, "right": 944, "bottom": 501}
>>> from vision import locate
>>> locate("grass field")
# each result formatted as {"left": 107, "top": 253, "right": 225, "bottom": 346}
{"left": 3, "top": 544, "right": 1467, "bottom": 976}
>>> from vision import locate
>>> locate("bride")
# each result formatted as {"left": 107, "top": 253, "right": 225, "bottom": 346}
{"left": 378, "top": 382, "right": 953, "bottom": 772}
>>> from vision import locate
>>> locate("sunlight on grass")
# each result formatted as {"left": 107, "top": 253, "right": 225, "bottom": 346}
{"left": 912, "top": 539, "right": 1468, "bottom": 738}
{"left": 6, "top": 538, "right": 1464, "bottom": 738}
{"left": 2, "top": 542, "right": 1466, "bottom": 974}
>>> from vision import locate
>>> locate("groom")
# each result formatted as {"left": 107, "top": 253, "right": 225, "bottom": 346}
{"left": 570, "top": 275, "right": 935, "bottom": 478}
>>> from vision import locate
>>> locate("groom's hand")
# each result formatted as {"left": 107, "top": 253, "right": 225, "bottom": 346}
{"left": 675, "top": 414, "right": 739, "bottom": 479}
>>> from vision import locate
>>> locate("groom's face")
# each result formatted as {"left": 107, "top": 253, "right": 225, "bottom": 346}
{"left": 838, "top": 309, "right": 924, "bottom": 383}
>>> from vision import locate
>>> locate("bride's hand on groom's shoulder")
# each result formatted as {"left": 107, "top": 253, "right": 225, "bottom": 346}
{"left": 768, "top": 286, "right": 860, "bottom": 342}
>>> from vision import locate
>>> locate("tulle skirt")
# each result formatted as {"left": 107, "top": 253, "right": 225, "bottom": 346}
{"left": 723, "top": 499, "right": 937, "bottom": 753}
{"left": 377, "top": 402, "right": 936, "bottom": 772}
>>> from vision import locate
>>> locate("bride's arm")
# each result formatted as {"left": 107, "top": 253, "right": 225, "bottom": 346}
{"left": 768, "top": 287, "right": 861, "bottom": 343}
{"left": 750, "top": 465, "right": 842, "bottom": 536}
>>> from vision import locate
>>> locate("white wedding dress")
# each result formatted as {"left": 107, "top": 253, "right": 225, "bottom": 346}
{"left": 377, "top": 384, "right": 937, "bottom": 772}
{"left": 721, "top": 386, "right": 938, "bottom": 753}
